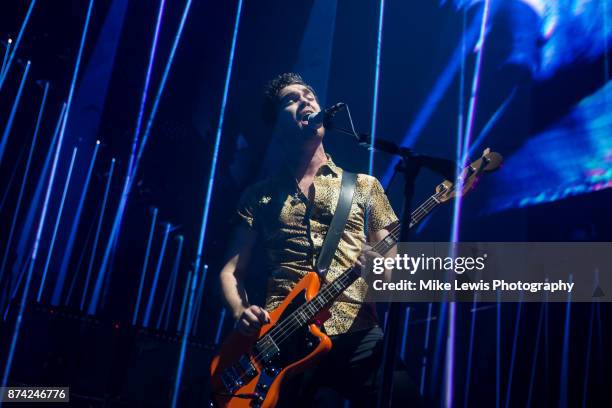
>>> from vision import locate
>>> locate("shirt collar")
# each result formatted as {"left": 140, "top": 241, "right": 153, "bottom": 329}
{"left": 316, "top": 154, "right": 341, "bottom": 178}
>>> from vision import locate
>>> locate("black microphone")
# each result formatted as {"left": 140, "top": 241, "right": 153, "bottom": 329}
{"left": 304, "top": 102, "right": 346, "bottom": 129}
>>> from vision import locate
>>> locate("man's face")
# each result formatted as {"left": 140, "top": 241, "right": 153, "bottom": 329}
{"left": 276, "top": 83, "right": 324, "bottom": 141}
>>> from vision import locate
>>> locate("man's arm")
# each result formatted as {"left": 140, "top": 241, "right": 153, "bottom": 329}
{"left": 219, "top": 224, "right": 270, "bottom": 336}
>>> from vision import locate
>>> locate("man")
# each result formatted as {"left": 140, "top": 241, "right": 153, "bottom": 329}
{"left": 219, "top": 73, "right": 419, "bottom": 407}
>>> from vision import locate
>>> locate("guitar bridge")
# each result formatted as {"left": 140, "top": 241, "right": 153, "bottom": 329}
{"left": 220, "top": 354, "right": 258, "bottom": 394}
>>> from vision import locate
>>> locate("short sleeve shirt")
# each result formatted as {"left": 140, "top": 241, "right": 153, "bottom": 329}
{"left": 236, "top": 156, "right": 398, "bottom": 335}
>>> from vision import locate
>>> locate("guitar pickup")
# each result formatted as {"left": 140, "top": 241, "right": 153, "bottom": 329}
{"left": 253, "top": 335, "right": 280, "bottom": 363}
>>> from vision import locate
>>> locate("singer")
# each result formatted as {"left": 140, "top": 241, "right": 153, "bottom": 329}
{"left": 218, "top": 73, "right": 421, "bottom": 406}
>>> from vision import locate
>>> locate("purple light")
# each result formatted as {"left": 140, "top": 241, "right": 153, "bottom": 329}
{"left": 52, "top": 140, "right": 101, "bottom": 305}
{"left": 0, "top": 0, "right": 93, "bottom": 387}
{"left": 143, "top": 222, "right": 171, "bottom": 327}
{"left": 446, "top": 2, "right": 492, "bottom": 407}
{"left": 0, "top": 83, "right": 49, "bottom": 286}
{"left": 80, "top": 158, "right": 116, "bottom": 310}
{"left": 89, "top": 0, "right": 194, "bottom": 315}
{"left": 108, "top": 0, "right": 166, "bottom": 250}
{"left": 171, "top": 266, "right": 199, "bottom": 408}
{"left": 158, "top": 235, "right": 183, "bottom": 330}
{"left": 191, "top": 0, "right": 243, "bottom": 284}
{"left": 37, "top": 147, "right": 78, "bottom": 301}
{"left": 131, "top": 207, "right": 158, "bottom": 323}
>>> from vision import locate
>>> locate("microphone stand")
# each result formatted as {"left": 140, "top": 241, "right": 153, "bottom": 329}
{"left": 333, "top": 126, "right": 456, "bottom": 408}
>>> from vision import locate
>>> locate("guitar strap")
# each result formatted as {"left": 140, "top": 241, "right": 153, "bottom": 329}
{"left": 315, "top": 171, "right": 357, "bottom": 277}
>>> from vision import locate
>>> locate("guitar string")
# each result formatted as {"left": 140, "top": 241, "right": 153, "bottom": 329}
{"left": 241, "top": 191, "right": 444, "bottom": 377}
{"left": 265, "top": 166, "right": 487, "bottom": 349}
{"left": 263, "top": 193, "right": 440, "bottom": 346}
{"left": 245, "top": 188, "right": 448, "bottom": 367}
{"left": 227, "top": 157, "right": 493, "bottom": 386}
{"left": 261, "top": 191, "right": 441, "bottom": 343}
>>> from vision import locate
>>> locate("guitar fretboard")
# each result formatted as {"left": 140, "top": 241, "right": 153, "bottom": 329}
{"left": 280, "top": 191, "right": 444, "bottom": 329}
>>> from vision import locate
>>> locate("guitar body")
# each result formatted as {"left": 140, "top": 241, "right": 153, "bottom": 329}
{"left": 210, "top": 272, "right": 332, "bottom": 408}
{"left": 210, "top": 149, "right": 503, "bottom": 408}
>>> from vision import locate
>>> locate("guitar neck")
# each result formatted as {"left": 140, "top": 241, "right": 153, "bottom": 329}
{"left": 299, "top": 193, "right": 443, "bottom": 321}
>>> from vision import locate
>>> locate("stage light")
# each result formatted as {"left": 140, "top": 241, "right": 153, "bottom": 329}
{"left": 369, "top": 0, "right": 385, "bottom": 175}
{"left": 0, "top": 0, "right": 37, "bottom": 90}
{"left": 52, "top": 140, "right": 101, "bottom": 305}
{"left": 192, "top": 0, "right": 244, "bottom": 284}
{"left": 0, "top": 61, "right": 31, "bottom": 166}
{"left": 1, "top": 0, "right": 93, "bottom": 387}
{"left": 132, "top": 208, "right": 158, "bottom": 324}
{"left": 143, "top": 222, "right": 171, "bottom": 327}
{"left": 37, "top": 147, "right": 79, "bottom": 301}
{"left": 90, "top": 0, "right": 194, "bottom": 316}
{"left": 0, "top": 82, "right": 49, "bottom": 287}
{"left": 77, "top": 158, "right": 116, "bottom": 309}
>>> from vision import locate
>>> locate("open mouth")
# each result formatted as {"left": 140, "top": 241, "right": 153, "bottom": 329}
{"left": 300, "top": 109, "right": 314, "bottom": 121}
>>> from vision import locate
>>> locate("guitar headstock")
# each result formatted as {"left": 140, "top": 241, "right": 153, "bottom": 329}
{"left": 436, "top": 148, "right": 503, "bottom": 203}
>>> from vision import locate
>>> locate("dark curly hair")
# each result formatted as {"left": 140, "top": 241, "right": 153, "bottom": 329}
{"left": 262, "top": 73, "right": 318, "bottom": 125}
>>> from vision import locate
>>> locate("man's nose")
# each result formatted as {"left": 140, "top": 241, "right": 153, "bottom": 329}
{"left": 298, "top": 95, "right": 311, "bottom": 106}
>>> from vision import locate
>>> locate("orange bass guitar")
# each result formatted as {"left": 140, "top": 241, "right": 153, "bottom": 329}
{"left": 210, "top": 149, "right": 502, "bottom": 408}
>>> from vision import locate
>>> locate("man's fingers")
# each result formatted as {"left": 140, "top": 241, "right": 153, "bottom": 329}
{"left": 237, "top": 318, "right": 256, "bottom": 336}
{"left": 366, "top": 250, "right": 381, "bottom": 259}
{"left": 243, "top": 309, "right": 263, "bottom": 328}
{"left": 252, "top": 306, "right": 270, "bottom": 323}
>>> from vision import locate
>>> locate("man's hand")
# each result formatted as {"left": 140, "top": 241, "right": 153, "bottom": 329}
{"left": 355, "top": 244, "right": 381, "bottom": 272}
{"left": 236, "top": 305, "right": 271, "bottom": 336}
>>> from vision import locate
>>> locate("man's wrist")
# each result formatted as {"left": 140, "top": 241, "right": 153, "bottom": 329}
{"left": 232, "top": 305, "right": 248, "bottom": 320}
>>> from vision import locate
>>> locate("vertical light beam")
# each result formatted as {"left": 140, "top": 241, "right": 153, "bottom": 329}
{"left": 79, "top": 158, "right": 115, "bottom": 310}
{"left": 463, "top": 296, "right": 479, "bottom": 407}
{"left": 504, "top": 300, "right": 523, "bottom": 408}
{"left": 446, "top": 4, "right": 492, "bottom": 407}
{"left": 3, "top": 103, "right": 66, "bottom": 300}
{"left": 526, "top": 304, "right": 545, "bottom": 408}
{"left": 496, "top": 297, "right": 501, "bottom": 408}
{"left": 581, "top": 302, "right": 595, "bottom": 408}
{"left": 36, "top": 0, "right": 94, "bottom": 270}
{"left": 214, "top": 308, "right": 227, "bottom": 345}
{"left": 0, "top": 146, "right": 27, "bottom": 213}
{"left": 64, "top": 215, "right": 96, "bottom": 306}
{"left": 420, "top": 302, "right": 433, "bottom": 396}
{"left": 400, "top": 306, "right": 410, "bottom": 363}
{"left": 106, "top": 0, "right": 166, "bottom": 264}
{"left": 0, "top": 0, "right": 37, "bottom": 90}
{"left": 143, "top": 222, "right": 171, "bottom": 327}
{"left": 369, "top": 0, "right": 385, "bottom": 175}
{"left": 171, "top": 267, "right": 199, "bottom": 408}
{"left": 0, "top": 61, "right": 31, "bottom": 165}
{"left": 160, "top": 235, "right": 183, "bottom": 330}
{"left": 191, "top": 0, "right": 243, "bottom": 286}
{"left": 177, "top": 270, "right": 192, "bottom": 332}
{"left": 559, "top": 275, "right": 573, "bottom": 408}
{"left": 52, "top": 140, "right": 100, "bottom": 305}
{"left": 0, "top": 83, "right": 49, "bottom": 286}
{"left": 127, "top": 0, "right": 166, "bottom": 179}
{"left": 131, "top": 207, "right": 158, "bottom": 324}
{"left": 37, "top": 147, "right": 78, "bottom": 301}
{"left": 89, "top": 0, "right": 193, "bottom": 315}
{"left": 191, "top": 264, "right": 208, "bottom": 336}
